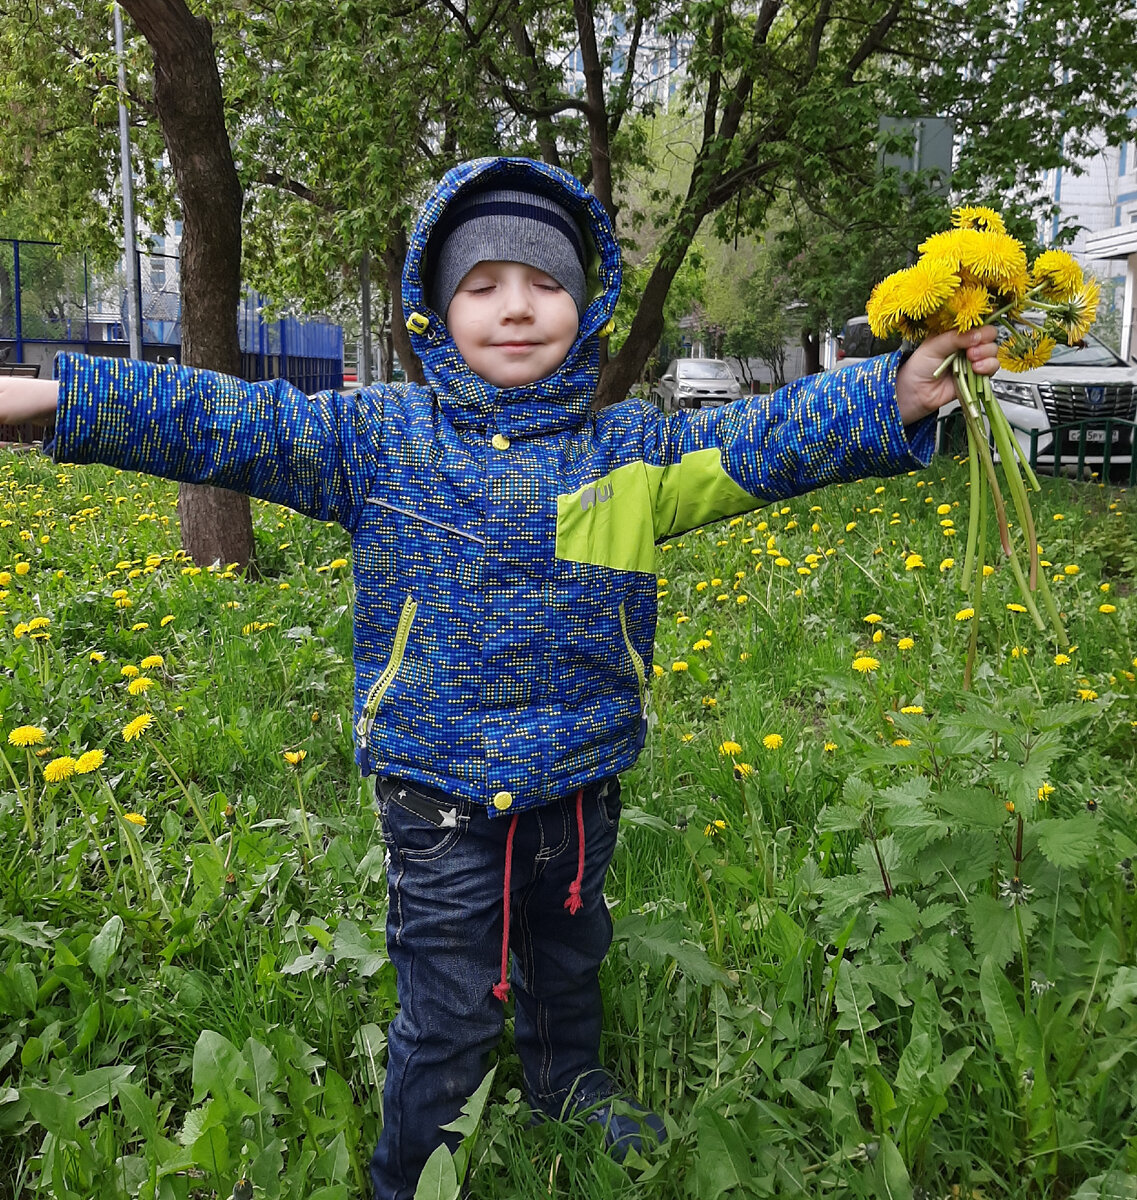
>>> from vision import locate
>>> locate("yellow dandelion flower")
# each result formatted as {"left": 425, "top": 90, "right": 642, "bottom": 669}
{"left": 904, "top": 553, "right": 925, "bottom": 570}
{"left": 702, "top": 696, "right": 717, "bottom": 708}
{"left": 952, "top": 205, "right": 1006, "bottom": 235}
{"left": 900, "top": 705, "right": 924, "bottom": 714}
{"left": 121, "top": 665, "right": 139, "bottom": 679}
{"left": 1077, "top": 688, "right": 1098, "bottom": 702}
{"left": 998, "top": 328, "right": 1057, "bottom": 373}
{"left": 703, "top": 819, "right": 727, "bottom": 837}
{"left": 140, "top": 654, "right": 164, "bottom": 669}
{"left": 652, "top": 663, "right": 665, "bottom": 678}
{"left": 131, "top": 622, "right": 149, "bottom": 632}
{"left": 946, "top": 283, "right": 994, "bottom": 332}
{"left": 693, "top": 638, "right": 712, "bottom": 651}
{"left": 955, "top": 608, "right": 975, "bottom": 621}
{"left": 329, "top": 558, "right": 349, "bottom": 569}
{"left": 956, "top": 228, "right": 1027, "bottom": 287}
{"left": 719, "top": 740, "right": 743, "bottom": 756}
{"left": 845, "top": 522, "right": 857, "bottom": 533}
{"left": 823, "top": 741, "right": 838, "bottom": 752}
{"left": 894, "top": 257, "right": 961, "bottom": 321}
{"left": 283, "top": 749, "right": 307, "bottom": 766}
{"left": 1099, "top": 603, "right": 1117, "bottom": 614}
{"left": 115, "top": 597, "right": 132, "bottom": 609}
{"left": 160, "top": 615, "right": 176, "bottom": 627}
{"left": 1038, "top": 783, "right": 1055, "bottom": 800}
{"left": 671, "top": 661, "right": 688, "bottom": 673}
{"left": 13, "top": 622, "right": 29, "bottom": 638}
{"left": 739, "top": 651, "right": 751, "bottom": 662}
{"left": 1054, "top": 653, "right": 1071, "bottom": 666}
{"left": 75, "top": 749, "right": 106, "bottom": 773}
{"left": 127, "top": 677, "right": 154, "bottom": 696}
{"left": 1063, "top": 564, "right": 1079, "bottom": 576}
{"left": 867, "top": 273, "right": 906, "bottom": 338}
{"left": 863, "top": 613, "right": 883, "bottom": 624}
{"left": 8, "top": 725, "right": 46, "bottom": 747}
{"left": 872, "top": 629, "right": 884, "bottom": 643}
{"left": 1007, "top": 603, "right": 1027, "bottom": 613}
{"left": 122, "top": 812, "right": 147, "bottom": 827}
{"left": 43, "top": 755, "right": 77, "bottom": 783}
{"left": 736, "top": 594, "right": 748, "bottom": 604}
{"left": 695, "top": 581, "right": 709, "bottom": 592}
{"left": 936, "top": 504, "right": 951, "bottom": 516}
{"left": 27, "top": 616, "right": 50, "bottom": 631}
{"left": 897, "top": 637, "right": 915, "bottom": 650}
{"left": 774, "top": 556, "right": 791, "bottom": 568}
{"left": 122, "top": 713, "right": 154, "bottom": 742}
{"left": 939, "top": 558, "right": 955, "bottom": 572}
{"left": 762, "top": 733, "right": 784, "bottom": 750}
{"left": 1030, "top": 249, "right": 1083, "bottom": 300}
{"left": 89, "top": 650, "right": 105, "bottom": 663}
{"left": 676, "top": 614, "right": 690, "bottom": 624}
{"left": 852, "top": 655, "right": 880, "bottom": 674}
{"left": 680, "top": 733, "right": 695, "bottom": 743}
{"left": 15, "top": 562, "right": 30, "bottom": 576}
{"left": 733, "top": 762, "right": 753, "bottom": 779}
{"left": 893, "top": 738, "right": 912, "bottom": 747}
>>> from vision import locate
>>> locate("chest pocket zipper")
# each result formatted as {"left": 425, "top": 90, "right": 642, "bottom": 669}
{"left": 357, "top": 596, "right": 418, "bottom": 749}
{"left": 618, "top": 601, "right": 647, "bottom": 714}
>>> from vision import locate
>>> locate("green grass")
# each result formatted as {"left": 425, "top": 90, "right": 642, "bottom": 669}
{"left": 0, "top": 450, "right": 1134, "bottom": 1199}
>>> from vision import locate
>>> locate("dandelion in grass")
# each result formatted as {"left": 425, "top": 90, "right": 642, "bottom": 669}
{"left": 8, "top": 725, "right": 46, "bottom": 748}
{"left": 693, "top": 639, "right": 712, "bottom": 651}
{"left": 89, "top": 650, "right": 105, "bottom": 663}
{"left": 703, "top": 819, "right": 727, "bottom": 838}
{"left": 852, "top": 655, "right": 880, "bottom": 674}
{"left": 284, "top": 749, "right": 307, "bottom": 766}
{"left": 762, "top": 733, "right": 783, "bottom": 750}
{"left": 1038, "top": 783, "right": 1055, "bottom": 800}
{"left": 1064, "top": 564, "right": 1080, "bottom": 576}
{"left": 123, "top": 812, "right": 146, "bottom": 826}
{"left": 897, "top": 637, "right": 915, "bottom": 651}
{"left": 329, "top": 558, "right": 349, "bottom": 569}
{"left": 900, "top": 705, "right": 924, "bottom": 715}
{"left": 121, "top": 664, "right": 139, "bottom": 679}
{"left": 904, "top": 553, "right": 925, "bottom": 570}
{"left": 872, "top": 630, "right": 884, "bottom": 644}
{"left": 127, "top": 677, "right": 154, "bottom": 696}
{"left": 1054, "top": 653, "right": 1071, "bottom": 666}
{"left": 160, "top": 615, "right": 176, "bottom": 627}
{"left": 864, "top": 613, "right": 883, "bottom": 624}
{"left": 893, "top": 738, "right": 912, "bottom": 747}
{"left": 1007, "top": 603, "right": 1027, "bottom": 613}
{"left": 140, "top": 654, "right": 164, "bottom": 669}
{"left": 823, "top": 741, "right": 838, "bottom": 752}
{"left": 774, "top": 556, "right": 791, "bottom": 568}
{"left": 718, "top": 740, "right": 742, "bottom": 757}
{"left": 122, "top": 713, "right": 154, "bottom": 742}
{"left": 15, "top": 562, "right": 30, "bottom": 576}
{"left": 702, "top": 697, "right": 717, "bottom": 708}
{"left": 955, "top": 607, "right": 975, "bottom": 621}
{"left": 671, "top": 661, "right": 688, "bottom": 673}
{"left": 12, "top": 622, "right": 29, "bottom": 638}
{"left": 652, "top": 664, "right": 664, "bottom": 678}
{"left": 76, "top": 749, "right": 105, "bottom": 774}
{"left": 1099, "top": 603, "right": 1117, "bottom": 614}
{"left": 732, "top": 762, "right": 753, "bottom": 780}
{"left": 1077, "top": 688, "right": 1099, "bottom": 702}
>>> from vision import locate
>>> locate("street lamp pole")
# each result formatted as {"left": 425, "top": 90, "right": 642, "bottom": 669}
{"left": 114, "top": 5, "right": 143, "bottom": 359}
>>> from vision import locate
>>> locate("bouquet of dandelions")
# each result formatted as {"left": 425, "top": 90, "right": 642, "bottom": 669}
{"left": 867, "top": 206, "right": 1100, "bottom": 685}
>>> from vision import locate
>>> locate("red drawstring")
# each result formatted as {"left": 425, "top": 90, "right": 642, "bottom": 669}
{"left": 493, "top": 788, "right": 586, "bottom": 1004}
{"left": 564, "top": 788, "right": 585, "bottom": 915}
{"left": 492, "top": 813, "right": 519, "bottom": 1002}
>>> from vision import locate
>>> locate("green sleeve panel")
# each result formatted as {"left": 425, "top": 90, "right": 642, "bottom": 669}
{"left": 555, "top": 447, "right": 762, "bottom": 574}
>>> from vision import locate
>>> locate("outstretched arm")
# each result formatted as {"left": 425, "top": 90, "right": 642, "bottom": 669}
{"left": 895, "top": 325, "right": 999, "bottom": 425}
{"left": 0, "top": 377, "right": 58, "bottom": 426}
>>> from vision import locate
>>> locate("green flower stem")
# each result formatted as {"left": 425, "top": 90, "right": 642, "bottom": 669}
{"left": 68, "top": 782, "right": 115, "bottom": 886}
{"left": 291, "top": 771, "right": 316, "bottom": 864}
{"left": 964, "top": 477, "right": 987, "bottom": 691}
{"left": 98, "top": 782, "right": 157, "bottom": 909}
{"left": 1, "top": 751, "right": 34, "bottom": 839}
{"left": 682, "top": 833, "right": 722, "bottom": 963}
{"left": 962, "top": 409, "right": 983, "bottom": 592}
{"left": 145, "top": 736, "right": 222, "bottom": 861}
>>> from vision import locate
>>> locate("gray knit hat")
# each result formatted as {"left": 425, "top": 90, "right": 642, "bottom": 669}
{"left": 428, "top": 186, "right": 588, "bottom": 318}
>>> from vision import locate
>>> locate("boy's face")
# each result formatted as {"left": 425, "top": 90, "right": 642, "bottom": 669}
{"left": 446, "top": 261, "right": 580, "bottom": 388}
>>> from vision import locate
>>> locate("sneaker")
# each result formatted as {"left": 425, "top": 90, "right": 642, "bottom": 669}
{"left": 583, "top": 1095, "right": 667, "bottom": 1162}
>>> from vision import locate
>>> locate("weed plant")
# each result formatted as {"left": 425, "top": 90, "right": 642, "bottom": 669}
{"left": 0, "top": 450, "right": 1134, "bottom": 1199}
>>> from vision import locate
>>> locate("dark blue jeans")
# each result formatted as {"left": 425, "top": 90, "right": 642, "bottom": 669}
{"left": 369, "top": 776, "right": 622, "bottom": 1200}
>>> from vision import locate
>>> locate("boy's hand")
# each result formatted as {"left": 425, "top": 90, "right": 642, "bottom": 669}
{"left": 895, "top": 325, "right": 999, "bottom": 426}
{"left": 0, "top": 377, "right": 60, "bottom": 427}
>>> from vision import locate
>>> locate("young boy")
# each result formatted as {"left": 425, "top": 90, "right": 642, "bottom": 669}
{"left": 0, "top": 156, "right": 998, "bottom": 1200}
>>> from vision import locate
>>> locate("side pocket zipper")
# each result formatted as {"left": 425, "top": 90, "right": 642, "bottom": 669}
{"left": 357, "top": 595, "right": 418, "bottom": 749}
{"left": 617, "top": 601, "right": 647, "bottom": 715}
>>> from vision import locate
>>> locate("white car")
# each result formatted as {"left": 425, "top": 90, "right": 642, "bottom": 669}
{"left": 936, "top": 331, "right": 1137, "bottom": 482}
{"left": 653, "top": 358, "right": 743, "bottom": 411}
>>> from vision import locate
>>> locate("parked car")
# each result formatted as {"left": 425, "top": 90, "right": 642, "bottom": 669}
{"left": 936, "top": 329, "right": 1137, "bottom": 481}
{"left": 654, "top": 358, "right": 743, "bottom": 410}
{"left": 831, "top": 315, "right": 902, "bottom": 368}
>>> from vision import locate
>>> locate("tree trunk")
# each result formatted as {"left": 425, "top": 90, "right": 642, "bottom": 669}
{"left": 800, "top": 328, "right": 821, "bottom": 376}
{"left": 121, "top": 0, "right": 254, "bottom": 569}
{"left": 382, "top": 231, "right": 424, "bottom": 385}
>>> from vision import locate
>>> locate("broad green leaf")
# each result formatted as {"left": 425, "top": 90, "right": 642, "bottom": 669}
{"left": 843, "top": 775, "right": 874, "bottom": 810}
{"left": 23, "top": 1085, "right": 81, "bottom": 1142}
{"left": 192, "top": 1030, "right": 248, "bottom": 1103}
{"left": 117, "top": 1080, "right": 159, "bottom": 1142}
{"left": 874, "top": 896, "right": 921, "bottom": 944}
{"left": 693, "top": 1106, "right": 757, "bottom": 1199}
{"left": 618, "top": 805, "right": 675, "bottom": 835}
{"left": 313, "top": 1131, "right": 351, "bottom": 1184}
{"left": 612, "top": 914, "right": 731, "bottom": 986}
{"left": 413, "top": 1142, "right": 460, "bottom": 1200}
{"left": 1035, "top": 816, "right": 1100, "bottom": 868}
{"left": 1106, "top": 966, "right": 1137, "bottom": 1013}
{"left": 87, "top": 915, "right": 123, "bottom": 981}
{"left": 910, "top": 935, "right": 950, "bottom": 980}
{"left": 934, "top": 788, "right": 1009, "bottom": 830}
{"left": 979, "top": 956, "right": 1023, "bottom": 1059}
{"left": 68, "top": 1064, "right": 134, "bottom": 1122}
{"left": 833, "top": 966, "right": 881, "bottom": 1045}
{"left": 872, "top": 1134, "right": 915, "bottom": 1200}
{"left": 1071, "top": 1173, "right": 1137, "bottom": 1199}
{"left": 967, "top": 895, "right": 1026, "bottom": 967}
{"left": 243, "top": 1037, "right": 280, "bottom": 1107}
{"left": 817, "top": 803, "right": 864, "bottom": 833}
{"left": 895, "top": 1030, "right": 934, "bottom": 1100}
{"left": 865, "top": 1065, "right": 897, "bottom": 1129}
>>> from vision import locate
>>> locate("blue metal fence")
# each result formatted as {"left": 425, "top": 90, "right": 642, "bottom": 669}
{"left": 0, "top": 238, "right": 343, "bottom": 391}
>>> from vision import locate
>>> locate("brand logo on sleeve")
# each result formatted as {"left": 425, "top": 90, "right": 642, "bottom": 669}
{"left": 579, "top": 482, "right": 614, "bottom": 511}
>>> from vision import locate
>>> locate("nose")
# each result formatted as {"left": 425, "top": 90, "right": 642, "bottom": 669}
{"left": 499, "top": 278, "right": 534, "bottom": 320}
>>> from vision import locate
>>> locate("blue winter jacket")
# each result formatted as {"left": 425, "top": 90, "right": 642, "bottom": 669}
{"left": 53, "top": 156, "right": 934, "bottom": 817}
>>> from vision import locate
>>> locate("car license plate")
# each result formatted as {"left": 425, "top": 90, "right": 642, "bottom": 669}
{"left": 1083, "top": 429, "right": 1119, "bottom": 444}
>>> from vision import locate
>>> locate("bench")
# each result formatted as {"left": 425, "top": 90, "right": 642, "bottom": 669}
{"left": 0, "top": 363, "right": 41, "bottom": 378}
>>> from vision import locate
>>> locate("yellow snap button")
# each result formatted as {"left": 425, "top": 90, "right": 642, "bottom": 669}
{"left": 491, "top": 433, "right": 511, "bottom": 451}
{"left": 492, "top": 790, "right": 514, "bottom": 811}
{"left": 406, "top": 312, "right": 430, "bottom": 334}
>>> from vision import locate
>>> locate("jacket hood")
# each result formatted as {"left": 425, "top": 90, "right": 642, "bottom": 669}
{"left": 402, "top": 157, "right": 622, "bottom": 437}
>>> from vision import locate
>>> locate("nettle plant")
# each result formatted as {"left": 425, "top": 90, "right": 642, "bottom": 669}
{"left": 795, "top": 686, "right": 1137, "bottom": 1191}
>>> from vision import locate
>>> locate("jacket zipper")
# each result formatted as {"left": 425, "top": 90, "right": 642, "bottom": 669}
{"left": 357, "top": 595, "right": 418, "bottom": 749}
{"left": 618, "top": 601, "right": 647, "bottom": 714}
{"left": 365, "top": 498, "right": 485, "bottom": 545}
